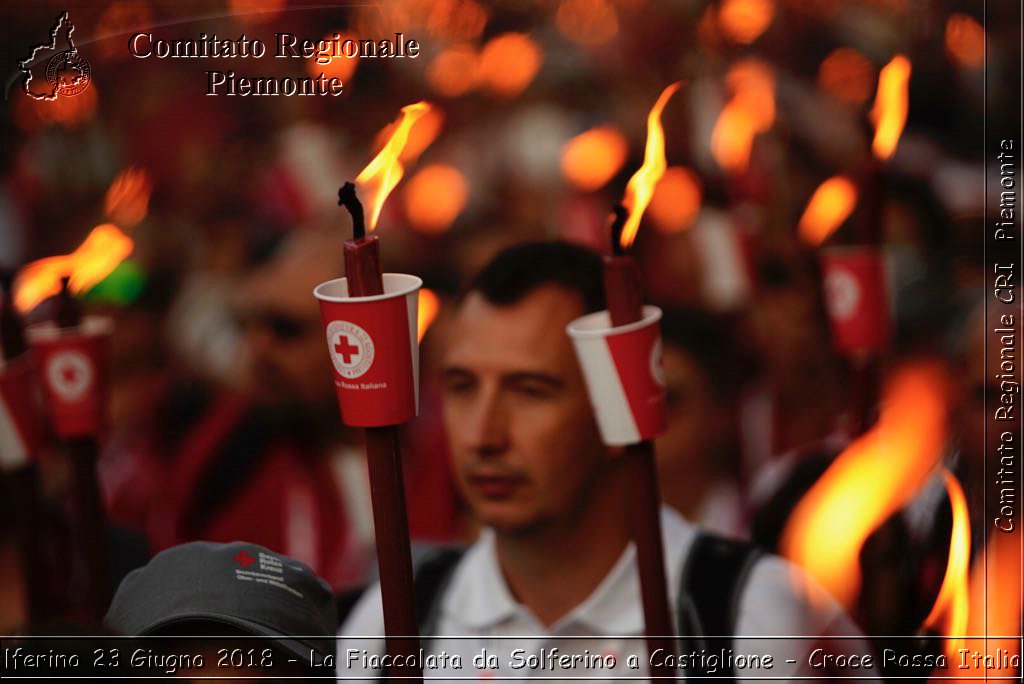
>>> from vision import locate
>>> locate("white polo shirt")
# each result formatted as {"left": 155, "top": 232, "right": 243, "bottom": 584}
{"left": 338, "top": 507, "right": 870, "bottom": 681}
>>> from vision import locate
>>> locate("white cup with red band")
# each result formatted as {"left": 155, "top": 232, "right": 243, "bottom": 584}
{"left": 820, "top": 246, "right": 891, "bottom": 356}
{"left": 314, "top": 273, "right": 421, "bottom": 427}
{"left": 567, "top": 305, "right": 668, "bottom": 446}
{"left": 0, "top": 355, "right": 45, "bottom": 469}
{"left": 27, "top": 317, "right": 112, "bottom": 440}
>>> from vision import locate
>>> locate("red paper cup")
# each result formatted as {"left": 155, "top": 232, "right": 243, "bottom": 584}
{"left": 27, "top": 317, "right": 112, "bottom": 440}
{"left": 0, "top": 355, "right": 45, "bottom": 469}
{"left": 314, "top": 273, "right": 421, "bottom": 427}
{"left": 567, "top": 305, "right": 667, "bottom": 446}
{"left": 820, "top": 246, "right": 890, "bottom": 355}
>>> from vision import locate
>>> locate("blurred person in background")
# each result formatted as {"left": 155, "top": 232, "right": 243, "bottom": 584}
{"left": 655, "top": 308, "right": 747, "bottom": 538}
{"left": 102, "top": 226, "right": 371, "bottom": 588}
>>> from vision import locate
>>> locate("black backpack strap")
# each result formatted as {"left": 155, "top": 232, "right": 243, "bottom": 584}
{"left": 677, "top": 533, "right": 762, "bottom": 679}
{"left": 414, "top": 547, "right": 466, "bottom": 635}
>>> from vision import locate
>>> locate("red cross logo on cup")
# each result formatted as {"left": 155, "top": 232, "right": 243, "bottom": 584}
{"left": 45, "top": 350, "right": 93, "bottom": 401}
{"left": 326, "top": 320, "right": 375, "bottom": 379}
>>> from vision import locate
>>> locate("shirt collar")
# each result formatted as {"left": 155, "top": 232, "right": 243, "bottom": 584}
{"left": 441, "top": 528, "right": 519, "bottom": 629}
{"left": 441, "top": 508, "right": 697, "bottom": 634}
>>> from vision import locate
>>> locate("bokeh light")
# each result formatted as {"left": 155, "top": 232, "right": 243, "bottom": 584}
{"left": 818, "top": 48, "right": 874, "bottom": 105}
{"left": 555, "top": 0, "right": 620, "bottom": 47}
{"left": 561, "top": 125, "right": 628, "bottom": 191}
{"left": 404, "top": 164, "right": 469, "bottom": 234}
{"left": 945, "top": 13, "right": 985, "bottom": 69}
{"left": 306, "top": 32, "right": 359, "bottom": 83}
{"left": 718, "top": 0, "right": 775, "bottom": 45}
{"left": 426, "top": 44, "right": 479, "bottom": 97}
{"left": 649, "top": 166, "right": 702, "bottom": 233}
{"left": 477, "top": 33, "right": 543, "bottom": 98}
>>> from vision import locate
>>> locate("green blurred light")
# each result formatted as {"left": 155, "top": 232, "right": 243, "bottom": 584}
{"left": 82, "top": 258, "right": 147, "bottom": 306}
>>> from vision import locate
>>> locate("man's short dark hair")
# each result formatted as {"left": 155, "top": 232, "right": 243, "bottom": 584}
{"left": 660, "top": 308, "right": 745, "bottom": 403}
{"left": 465, "top": 241, "right": 606, "bottom": 313}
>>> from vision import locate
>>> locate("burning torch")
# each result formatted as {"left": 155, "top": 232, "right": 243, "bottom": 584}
{"left": 313, "top": 101, "right": 434, "bottom": 681}
{"left": 567, "top": 82, "right": 680, "bottom": 678}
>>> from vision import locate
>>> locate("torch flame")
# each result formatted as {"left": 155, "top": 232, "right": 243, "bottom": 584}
{"left": 356, "top": 101, "right": 433, "bottom": 232}
{"left": 103, "top": 167, "right": 152, "bottom": 229}
{"left": 14, "top": 224, "right": 134, "bottom": 313}
{"left": 710, "top": 59, "right": 776, "bottom": 174}
{"left": 417, "top": 288, "right": 440, "bottom": 342}
{"left": 921, "top": 468, "right": 970, "bottom": 656}
{"left": 619, "top": 81, "right": 682, "bottom": 249}
{"left": 870, "top": 55, "right": 911, "bottom": 160}
{"left": 780, "top": 363, "right": 949, "bottom": 609}
{"left": 948, "top": 532, "right": 1023, "bottom": 678}
{"left": 798, "top": 175, "right": 858, "bottom": 246}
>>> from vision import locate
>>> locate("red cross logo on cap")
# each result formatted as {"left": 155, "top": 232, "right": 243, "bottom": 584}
{"left": 233, "top": 550, "right": 256, "bottom": 567}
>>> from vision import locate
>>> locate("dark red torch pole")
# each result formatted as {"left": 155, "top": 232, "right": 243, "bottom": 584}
{"left": 850, "top": 151, "right": 885, "bottom": 434}
{"left": 603, "top": 207, "right": 676, "bottom": 679}
{"left": 0, "top": 271, "right": 50, "bottom": 624}
{"left": 53, "top": 277, "right": 111, "bottom": 622}
{"left": 338, "top": 183, "right": 422, "bottom": 681}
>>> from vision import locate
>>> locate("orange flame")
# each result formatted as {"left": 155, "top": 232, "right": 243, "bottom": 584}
{"left": 372, "top": 106, "right": 445, "bottom": 165}
{"left": 356, "top": 101, "right": 434, "bottom": 232}
{"left": 417, "top": 288, "right": 440, "bottom": 342}
{"left": 103, "top": 167, "right": 152, "bottom": 229}
{"left": 619, "top": 81, "right": 682, "bottom": 249}
{"left": 870, "top": 55, "right": 911, "bottom": 160}
{"left": 921, "top": 469, "right": 970, "bottom": 655}
{"left": 946, "top": 532, "right": 1022, "bottom": 678}
{"left": 781, "top": 363, "right": 949, "bottom": 609}
{"left": 798, "top": 176, "right": 858, "bottom": 246}
{"left": 14, "top": 224, "right": 134, "bottom": 313}
{"left": 710, "top": 60, "right": 776, "bottom": 174}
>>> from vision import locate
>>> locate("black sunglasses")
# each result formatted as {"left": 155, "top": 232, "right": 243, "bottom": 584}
{"left": 238, "top": 310, "right": 313, "bottom": 341}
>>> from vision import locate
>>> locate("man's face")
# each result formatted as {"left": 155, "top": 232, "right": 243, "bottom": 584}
{"left": 236, "top": 231, "right": 338, "bottom": 411}
{"left": 442, "top": 286, "right": 607, "bottom": 535}
{"left": 655, "top": 345, "right": 726, "bottom": 480}
{"left": 238, "top": 301, "right": 328, "bottom": 409}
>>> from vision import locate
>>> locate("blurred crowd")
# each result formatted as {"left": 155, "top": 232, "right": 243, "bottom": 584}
{"left": 0, "top": 0, "right": 1019, "bottom": 674}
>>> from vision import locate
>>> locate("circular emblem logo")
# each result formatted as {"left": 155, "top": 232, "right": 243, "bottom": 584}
{"left": 46, "top": 49, "right": 91, "bottom": 97}
{"left": 326, "top": 320, "right": 375, "bottom": 379}
{"left": 46, "top": 350, "right": 93, "bottom": 401}
{"left": 649, "top": 337, "right": 666, "bottom": 388}
{"left": 824, "top": 268, "right": 861, "bottom": 321}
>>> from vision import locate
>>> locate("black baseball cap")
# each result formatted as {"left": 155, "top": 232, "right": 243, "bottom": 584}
{"left": 105, "top": 541, "right": 337, "bottom": 660}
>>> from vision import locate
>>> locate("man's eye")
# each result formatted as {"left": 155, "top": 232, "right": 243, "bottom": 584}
{"left": 443, "top": 378, "right": 475, "bottom": 395}
{"left": 514, "top": 383, "right": 555, "bottom": 400}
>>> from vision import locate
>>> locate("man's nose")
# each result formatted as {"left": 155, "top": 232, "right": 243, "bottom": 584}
{"left": 463, "top": 387, "right": 509, "bottom": 457}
